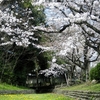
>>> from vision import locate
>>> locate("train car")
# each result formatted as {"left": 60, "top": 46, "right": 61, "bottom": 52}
{"left": 26, "top": 72, "right": 55, "bottom": 92}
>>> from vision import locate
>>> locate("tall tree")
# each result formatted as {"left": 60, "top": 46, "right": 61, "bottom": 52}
{"left": 0, "top": 0, "right": 50, "bottom": 85}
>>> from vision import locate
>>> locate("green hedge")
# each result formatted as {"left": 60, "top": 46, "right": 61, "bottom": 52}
{"left": 90, "top": 63, "right": 100, "bottom": 82}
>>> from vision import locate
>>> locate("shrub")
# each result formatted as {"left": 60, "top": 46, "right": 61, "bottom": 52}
{"left": 90, "top": 67, "right": 96, "bottom": 80}
{"left": 90, "top": 63, "right": 100, "bottom": 82}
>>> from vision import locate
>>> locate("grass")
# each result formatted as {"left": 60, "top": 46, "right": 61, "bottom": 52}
{"left": 0, "top": 83, "right": 75, "bottom": 100}
{"left": 0, "top": 93, "right": 75, "bottom": 100}
{"left": 60, "top": 82, "right": 100, "bottom": 92}
{"left": 0, "top": 83, "right": 28, "bottom": 90}
{"left": 1, "top": 82, "right": 100, "bottom": 100}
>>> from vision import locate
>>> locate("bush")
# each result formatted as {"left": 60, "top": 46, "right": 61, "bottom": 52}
{"left": 90, "top": 67, "right": 96, "bottom": 80}
{"left": 90, "top": 63, "right": 100, "bottom": 82}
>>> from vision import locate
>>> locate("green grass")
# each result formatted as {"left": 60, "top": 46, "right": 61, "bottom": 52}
{"left": 0, "top": 83, "right": 27, "bottom": 90}
{"left": 60, "top": 83, "right": 100, "bottom": 92}
{"left": 0, "top": 83, "right": 75, "bottom": 100}
{"left": 0, "top": 93, "right": 75, "bottom": 100}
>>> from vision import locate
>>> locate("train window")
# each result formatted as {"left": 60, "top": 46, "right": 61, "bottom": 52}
{"left": 57, "top": 0, "right": 61, "bottom": 2}
{"left": 49, "top": 0, "right": 52, "bottom": 2}
{"left": 57, "top": 0, "right": 64, "bottom": 2}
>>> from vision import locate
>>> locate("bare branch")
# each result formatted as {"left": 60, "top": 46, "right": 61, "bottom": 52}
{"left": 54, "top": 6, "right": 68, "bottom": 17}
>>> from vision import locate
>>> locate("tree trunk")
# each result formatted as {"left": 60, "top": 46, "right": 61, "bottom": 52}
{"left": 64, "top": 73, "right": 68, "bottom": 85}
{"left": 85, "top": 65, "right": 90, "bottom": 82}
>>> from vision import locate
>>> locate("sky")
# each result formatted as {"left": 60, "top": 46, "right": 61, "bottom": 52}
{"left": 44, "top": 3, "right": 71, "bottom": 29}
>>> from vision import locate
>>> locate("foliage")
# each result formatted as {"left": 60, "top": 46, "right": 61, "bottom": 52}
{"left": 56, "top": 56, "right": 66, "bottom": 65}
{"left": 0, "top": 93, "right": 74, "bottom": 100}
{"left": 38, "top": 51, "right": 53, "bottom": 69}
{"left": 90, "top": 67, "right": 96, "bottom": 80}
{"left": 90, "top": 63, "right": 100, "bottom": 81}
{"left": 22, "top": 0, "right": 45, "bottom": 25}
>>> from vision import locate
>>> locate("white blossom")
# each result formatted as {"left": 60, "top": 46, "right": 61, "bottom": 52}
{"left": 40, "top": 62, "right": 67, "bottom": 77}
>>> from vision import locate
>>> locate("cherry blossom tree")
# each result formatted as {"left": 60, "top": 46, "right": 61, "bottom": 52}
{"left": 0, "top": 0, "right": 45, "bottom": 47}
{"left": 39, "top": 60, "right": 67, "bottom": 85}
{"left": 57, "top": 0, "right": 100, "bottom": 54}
{"left": 40, "top": 62, "right": 67, "bottom": 77}
{"left": 37, "top": 0, "right": 100, "bottom": 82}
{"left": 0, "top": 0, "right": 49, "bottom": 84}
